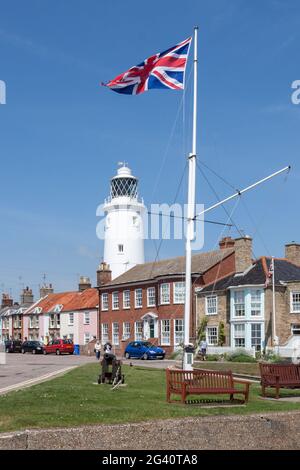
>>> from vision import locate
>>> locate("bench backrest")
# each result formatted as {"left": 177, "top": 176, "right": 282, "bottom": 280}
{"left": 166, "top": 368, "right": 234, "bottom": 390}
{"left": 259, "top": 363, "right": 300, "bottom": 381}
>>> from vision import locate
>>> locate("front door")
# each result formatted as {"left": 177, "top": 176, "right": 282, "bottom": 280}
{"left": 149, "top": 319, "right": 155, "bottom": 339}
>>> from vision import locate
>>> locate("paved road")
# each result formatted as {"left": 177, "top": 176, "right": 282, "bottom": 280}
{"left": 0, "top": 353, "right": 175, "bottom": 394}
{"left": 0, "top": 353, "right": 96, "bottom": 392}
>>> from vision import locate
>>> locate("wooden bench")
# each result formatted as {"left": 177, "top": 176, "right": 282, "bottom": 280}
{"left": 259, "top": 362, "right": 300, "bottom": 399}
{"left": 166, "top": 368, "right": 251, "bottom": 404}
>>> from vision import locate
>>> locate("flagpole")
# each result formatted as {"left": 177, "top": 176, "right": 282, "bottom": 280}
{"left": 272, "top": 256, "right": 278, "bottom": 349}
{"left": 183, "top": 26, "right": 198, "bottom": 371}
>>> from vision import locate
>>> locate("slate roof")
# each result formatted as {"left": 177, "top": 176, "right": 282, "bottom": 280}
{"left": 102, "top": 248, "right": 235, "bottom": 287}
{"left": 25, "top": 288, "right": 98, "bottom": 314}
{"left": 198, "top": 257, "right": 300, "bottom": 293}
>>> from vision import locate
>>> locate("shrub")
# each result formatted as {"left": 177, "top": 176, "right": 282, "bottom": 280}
{"left": 205, "top": 354, "right": 220, "bottom": 361}
{"left": 227, "top": 350, "right": 256, "bottom": 363}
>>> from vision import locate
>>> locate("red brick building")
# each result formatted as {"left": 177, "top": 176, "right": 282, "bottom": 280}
{"left": 97, "top": 237, "right": 251, "bottom": 356}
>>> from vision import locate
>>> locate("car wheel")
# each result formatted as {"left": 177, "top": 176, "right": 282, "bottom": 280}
{"left": 160, "top": 356, "right": 165, "bottom": 360}
{"left": 43, "top": 350, "right": 47, "bottom": 355}
{"left": 21, "top": 349, "right": 25, "bottom": 354}
{"left": 32, "top": 349, "right": 36, "bottom": 354}
{"left": 56, "top": 349, "right": 60, "bottom": 355}
{"left": 142, "top": 353, "right": 148, "bottom": 360}
{"left": 125, "top": 352, "right": 130, "bottom": 359}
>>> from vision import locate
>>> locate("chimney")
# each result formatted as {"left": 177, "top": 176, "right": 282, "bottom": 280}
{"left": 219, "top": 236, "right": 235, "bottom": 250}
{"left": 234, "top": 236, "right": 253, "bottom": 273}
{"left": 97, "top": 262, "right": 112, "bottom": 286}
{"left": 40, "top": 283, "right": 54, "bottom": 298}
{"left": 78, "top": 276, "right": 92, "bottom": 292}
{"left": 285, "top": 242, "right": 300, "bottom": 266}
{"left": 1, "top": 293, "right": 13, "bottom": 309}
{"left": 20, "top": 287, "right": 34, "bottom": 306}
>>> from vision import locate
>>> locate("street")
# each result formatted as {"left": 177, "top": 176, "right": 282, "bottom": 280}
{"left": 0, "top": 353, "right": 175, "bottom": 394}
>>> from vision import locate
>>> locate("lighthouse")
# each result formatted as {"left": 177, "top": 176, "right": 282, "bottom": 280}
{"left": 103, "top": 163, "right": 145, "bottom": 279}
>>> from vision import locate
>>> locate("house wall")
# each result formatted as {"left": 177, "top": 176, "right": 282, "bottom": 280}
{"left": 77, "top": 310, "right": 98, "bottom": 345}
{"left": 196, "top": 291, "right": 230, "bottom": 346}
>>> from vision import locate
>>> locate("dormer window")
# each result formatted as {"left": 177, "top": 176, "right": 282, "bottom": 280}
{"left": 53, "top": 304, "right": 63, "bottom": 313}
{"left": 33, "top": 307, "right": 42, "bottom": 314}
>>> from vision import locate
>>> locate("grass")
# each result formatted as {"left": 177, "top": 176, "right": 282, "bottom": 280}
{"left": 0, "top": 363, "right": 300, "bottom": 433}
{"left": 194, "top": 361, "right": 260, "bottom": 376}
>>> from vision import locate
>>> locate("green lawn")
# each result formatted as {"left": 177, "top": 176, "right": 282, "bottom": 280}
{"left": 1, "top": 363, "right": 300, "bottom": 433}
{"left": 194, "top": 361, "right": 260, "bottom": 376}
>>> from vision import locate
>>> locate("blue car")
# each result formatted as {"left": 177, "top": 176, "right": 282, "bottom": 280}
{"left": 124, "top": 341, "right": 165, "bottom": 360}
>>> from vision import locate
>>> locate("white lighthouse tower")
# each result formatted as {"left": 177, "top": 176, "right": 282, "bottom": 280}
{"left": 103, "top": 163, "right": 145, "bottom": 279}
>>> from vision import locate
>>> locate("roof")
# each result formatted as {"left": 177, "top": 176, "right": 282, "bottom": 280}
{"left": 25, "top": 288, "right": 98, "bottom": 314}
{"left": 198, "top": 257, "right": 300, "bottom": 293}
{"left": 102, "top": 248, "right": 235, "bottom": 287}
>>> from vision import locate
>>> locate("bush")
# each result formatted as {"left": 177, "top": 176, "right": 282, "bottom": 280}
{"left": 205, "top": 354, "right": 220, "bottom": 361}
{"left": 227, "top": 350, "right": 256, "bottom": 363}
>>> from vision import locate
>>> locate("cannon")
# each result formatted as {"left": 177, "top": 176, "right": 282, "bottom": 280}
{"left": 98, "top": 351, "right": 125, "bottom": 386}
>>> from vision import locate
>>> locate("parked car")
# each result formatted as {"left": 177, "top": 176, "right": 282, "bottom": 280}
{"left": 43, "top": 339, "right": 74, "bottom": 355}
{"left": 124, "top": 341, "right": 165, "bottom": 360}
{"left": 21, "top": 341, "right": 44, "bottom": 354}
{"left": 4, "top": 340, "right": 22, "bottom": 353}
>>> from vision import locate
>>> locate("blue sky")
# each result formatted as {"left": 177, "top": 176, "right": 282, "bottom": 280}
{"left": 0, "top": 0, "right": 300, "bottom": 300}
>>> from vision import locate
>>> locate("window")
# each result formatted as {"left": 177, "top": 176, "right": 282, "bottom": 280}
{"left": 112, "top": 292, "right": 119, "bottom": 310}
{"left": 134, "top": 321, "right": 143, "bottom": 341}
{"left": 174, "top": 319, "right": 184, "bottom": 346}
{"left": 50, "top": 314, "right": 55, "bottom": 328}
{"left": 205, "top": 295, "right": 218, "bottom": 315}
{"left": 251, "top": 323, "right": 262, "bottom": 351}
{"left": 234, "top": 291, "right": 245, "bottom": 317}
{"left": 123, "top": 322, "right": 131, "bottom": 340}
{"left": 147, "top": 287, "right": 156, "bottom": 307}
{"left": 29, "top": 316, "right": 34, "bottom": 328}
{"left": 174, "top": 282, "right": 185, "bottom": 304}
{"left": 251, "top": 290, "right": 262, "bottom": 316}
{"left": 161, "top": 319, "right": 170, "bottom": 345}
{"left": 207, "top": 326, "right": 218, "bottom": 345}
{"left": 69, "top": 333, "right": 74, "bottom": 341}
{"left": 118, "top": 244, "right": 124, "bottom": 253}
{"left": 101, "top": 323, "right": 109, "bottom": 344}
{"left": 234, "top": 323, "right": 245, "bottom": 347}
{"left": 112, "top": 323, "right": 119, "bottom": 345}
{"left": 123, "top": 290, "right": 131, "bottom": 309}
{"left": 56, "top": 314, "right": 60, "bottom": 327}
{"left": 135, "top": 289, "right": 143, "bottom": 308}
{"left": 291, "top": 292, "right": 300, "bottom": 313}
{"left": 101, "top": 293, "right": 109, "bottom": 311}
{"left": 84, "top": 333, "right": 90, "bottom": 345}
{"left": 84, "top": 312, "right": 90, "bottom": 325}
{"left": 68, "top": 313, "right": 74, "bottom": 326}
{"left": 160, "top": 283, "right": 170, "bottom": 305}
{"left": 292, "top": 324, "right": 300, "bottom": 335}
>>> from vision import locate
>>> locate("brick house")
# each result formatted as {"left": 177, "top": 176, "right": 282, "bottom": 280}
{"left": 196, "top": 241, "right": 300, "bottom": 352}
{"left": 97, "top": 237, "right": 251, "bottom": 356}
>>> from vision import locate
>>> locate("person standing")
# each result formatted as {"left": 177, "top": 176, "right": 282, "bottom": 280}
{"left": 200, "top": 339, "right": 207, "bottom": 361}
{"left": 94, "top": 340, "right": 101, "bottom": 360}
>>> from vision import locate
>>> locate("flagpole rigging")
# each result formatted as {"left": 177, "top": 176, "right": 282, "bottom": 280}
{"left": 183, "top": 26, "right": 198, "bottom": 370}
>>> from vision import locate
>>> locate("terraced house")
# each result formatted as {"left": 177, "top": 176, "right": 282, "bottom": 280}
{"left": 196, "top": 240, "right": 300, "bottom": 353}
{"left": 23, "top": 278, "right": 98, "bottom": 346}
{"left": 97, "top": 237, "right": 252, "bottom": 355}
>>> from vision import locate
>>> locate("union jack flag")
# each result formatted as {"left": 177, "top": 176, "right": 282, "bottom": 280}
{"left": 103, "top": 37, "right": 192, "bottom": 95}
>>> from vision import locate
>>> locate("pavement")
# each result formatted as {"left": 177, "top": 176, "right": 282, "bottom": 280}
{"left": 0, "top": 353, "right": 174, "bottom": 395}
{"left": 0, "top": 353, "right": 95, "bottom": 394}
